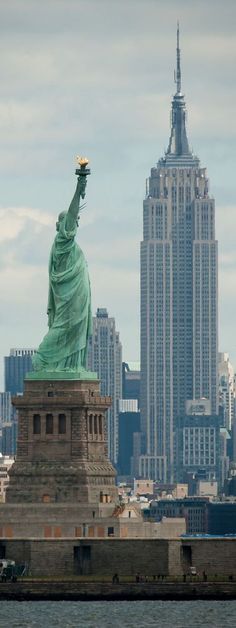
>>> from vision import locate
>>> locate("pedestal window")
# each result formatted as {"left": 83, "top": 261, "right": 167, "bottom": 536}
{"left": 46, "top": 414, "right": 53, "bottom": 434}
{"left": 33, "top": 414, "right": 41, "bottom": 435}
{"left": 58, "top": 413, "right": 66, "bottom": 434}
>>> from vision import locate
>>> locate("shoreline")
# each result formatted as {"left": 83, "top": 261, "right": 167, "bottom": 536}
{"left": 1, "top": 581, "right": 236, "bottom": 601}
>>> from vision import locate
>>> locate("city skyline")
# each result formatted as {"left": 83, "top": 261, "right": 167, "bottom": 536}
{"left": 0, "top": 1, "right": 236, "bottom": 388}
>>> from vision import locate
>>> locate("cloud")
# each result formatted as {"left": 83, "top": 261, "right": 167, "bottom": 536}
{"left": 0, "top": 0, "right": 235, "bottom": 161}
{"left": 0, "top": 0, "right": 236, "bottom": 386}
{"left": 0, "top": 207, "right": 54, "bottom": 273}
{"left": 0, "top": 206, "right": 52, "bottom": 241}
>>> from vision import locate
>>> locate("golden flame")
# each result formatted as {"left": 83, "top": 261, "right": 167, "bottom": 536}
{"left": 76, "top": 156, "right": 89, "bottom": 167}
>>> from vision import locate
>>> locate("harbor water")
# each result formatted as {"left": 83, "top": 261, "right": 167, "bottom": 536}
{"left": 1, "top": 600, "right": 236, "bottom": 627}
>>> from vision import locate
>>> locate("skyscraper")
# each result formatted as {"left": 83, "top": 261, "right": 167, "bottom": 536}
{"left": 3, "top": 348, "right": 36, "bottom": 455}
{"left": 120, "top": 362, "right": 141, "bottom": 478}
{"left": 87, "top": 308, "right": 122, "bottom": 464}
{"left": 4, "top": 348, "right": 36, "bottom": 395}
{"left": 122, "top": 362, "right": 140, "bottom": 408}
{"left": 118, "top": 399, "right": 140, "bottom": 477}
{"left": 0, "top": 392, "right": 14, "bottom": 425}
{"left": 0, "top": 392, "right": 17, "bottom": 455}
{"left": 218, "top": 352, "right": 235, "bottom": 431}
{"left": 140, "top": 27, "right": 218, "bottom": 481}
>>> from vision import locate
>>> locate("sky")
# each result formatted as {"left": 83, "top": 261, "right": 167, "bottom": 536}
{"left": 0, "top": 0, "right": 236, "bottom": 388}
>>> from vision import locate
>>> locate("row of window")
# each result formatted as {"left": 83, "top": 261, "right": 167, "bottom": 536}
{"left": 88, "top": 414, "right": 104, "bottom": 436}
{"left": 33, "top": 413, "right": 66, "bottom": 435}
{"left": 33, "top": 413, "right": 105, "bottom": 437}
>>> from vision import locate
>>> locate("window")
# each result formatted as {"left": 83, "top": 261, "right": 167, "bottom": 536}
{"left": 99, "top": 415, "right": 102, "bottom": 435}
{"left": 0, "top": 544, "right": 6, "bottom": 559}
{"left": 46, "top": 414, "right": 53, "bottom": 434}
{"left": 182, "top": 545, "right": 192, "bottom": 566}
{"left": 58, "top": 414, "right": 66, "bottom": 434}
{"left": 33, "top": 414, "right": 41, "bottom": 434}
{"left": 89, "top": 414, "right": 93, "bottom": 434}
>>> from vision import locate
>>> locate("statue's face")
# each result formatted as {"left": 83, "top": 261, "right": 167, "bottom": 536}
{"left": 56, "top": 211, "right": 66, "bottom": 231}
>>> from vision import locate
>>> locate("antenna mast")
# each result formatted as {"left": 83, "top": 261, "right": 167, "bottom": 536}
{"left": 175, "top": 22, "right": 181, "bottom": 94}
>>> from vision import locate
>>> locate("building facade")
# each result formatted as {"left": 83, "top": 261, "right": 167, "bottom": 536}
{"left": 218, "top": 352, "right": 235, "bottom": 431}
{"left": 144, "top": 497, "right": 209, "bottom": 534}
{"left": 0, "top": 392, "right": 14, "bottom": 426}
{"left": 3, "top": 348, "right": 36, "bottom": 455}
{"left": 87, "top": 308, "right": 122, "bottom": 464}
{"left": 118, "top": 399, "right": 140, "bottom": 477}
{"left": 207, "top": 502, "right": 236, "bottom": 535}
{"left": 120, "top": 362, "right": 141, "bottom": 478}
{"left": 122, "top": 362, "right": 140, "bottom": 408}
{"left": 0, "top": 392, "right": 17, "bottom": 456}
{"left": 0, "top": 455, "right": 14, "bottom": 502}
{"left": 140, "top": 28, "right": 218, "bottom": 481}
{"left": 175, "top": 401, "right": 220, "bottom": 483}
{"left": 1, "top": 421, "right": 18, "bottom": 457}
{"left": 4, "top": 348, "right": 35, "bottom": 395}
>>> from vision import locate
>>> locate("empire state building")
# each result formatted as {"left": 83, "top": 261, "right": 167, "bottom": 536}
{"left": 140, "top": 28, "right": 218, "bottom": 481}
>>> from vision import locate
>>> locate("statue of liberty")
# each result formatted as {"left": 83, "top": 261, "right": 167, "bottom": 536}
{"left": 32, "top": 158, "right": 93, "bottom": 376}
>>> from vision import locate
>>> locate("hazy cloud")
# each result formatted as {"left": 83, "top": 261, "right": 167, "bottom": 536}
{"left": 0, "top": 0, "right": 236, "bottom": 386}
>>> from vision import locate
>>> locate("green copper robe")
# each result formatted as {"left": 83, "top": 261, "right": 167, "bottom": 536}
{"left": 33, "top": 186, "right": 92, "bottom": 372}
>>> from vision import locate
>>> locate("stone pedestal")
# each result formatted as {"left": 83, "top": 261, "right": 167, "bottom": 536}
{"left": 6, "top": 378, "right": 117, "bottom": 505}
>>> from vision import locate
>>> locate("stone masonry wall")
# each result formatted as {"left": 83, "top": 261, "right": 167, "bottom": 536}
{"left": 182, "top": 539, "right": 236, "bottom": 576}
{"left": 3, "top": 537, "right": 236, "bottom": 578}
{"left": 0, "top": 539, "right": 170, "bottom": 577}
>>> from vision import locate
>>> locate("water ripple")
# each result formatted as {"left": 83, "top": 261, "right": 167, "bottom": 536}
{"left": 1, "top": 600, "right": 236, "bottom": 628}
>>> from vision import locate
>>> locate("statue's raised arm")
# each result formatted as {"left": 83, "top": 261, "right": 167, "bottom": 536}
{"left": 66, "top": 157, "right": 90, "bottom": 231}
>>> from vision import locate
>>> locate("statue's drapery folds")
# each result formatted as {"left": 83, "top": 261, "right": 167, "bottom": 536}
{"left": 33, "top": 173, "right": 92, "bottom": 373}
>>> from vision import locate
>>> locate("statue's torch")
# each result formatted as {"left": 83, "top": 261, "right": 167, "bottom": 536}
{"left": 76, "top": 156, "right": 91, "bottom": 199}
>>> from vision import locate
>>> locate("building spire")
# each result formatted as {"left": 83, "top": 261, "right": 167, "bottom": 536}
{"left": 175, "top": 21, "right": 181, "bottom": 94}
{"left": 166, "top": 24, "right": 191, "bottom": 158}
